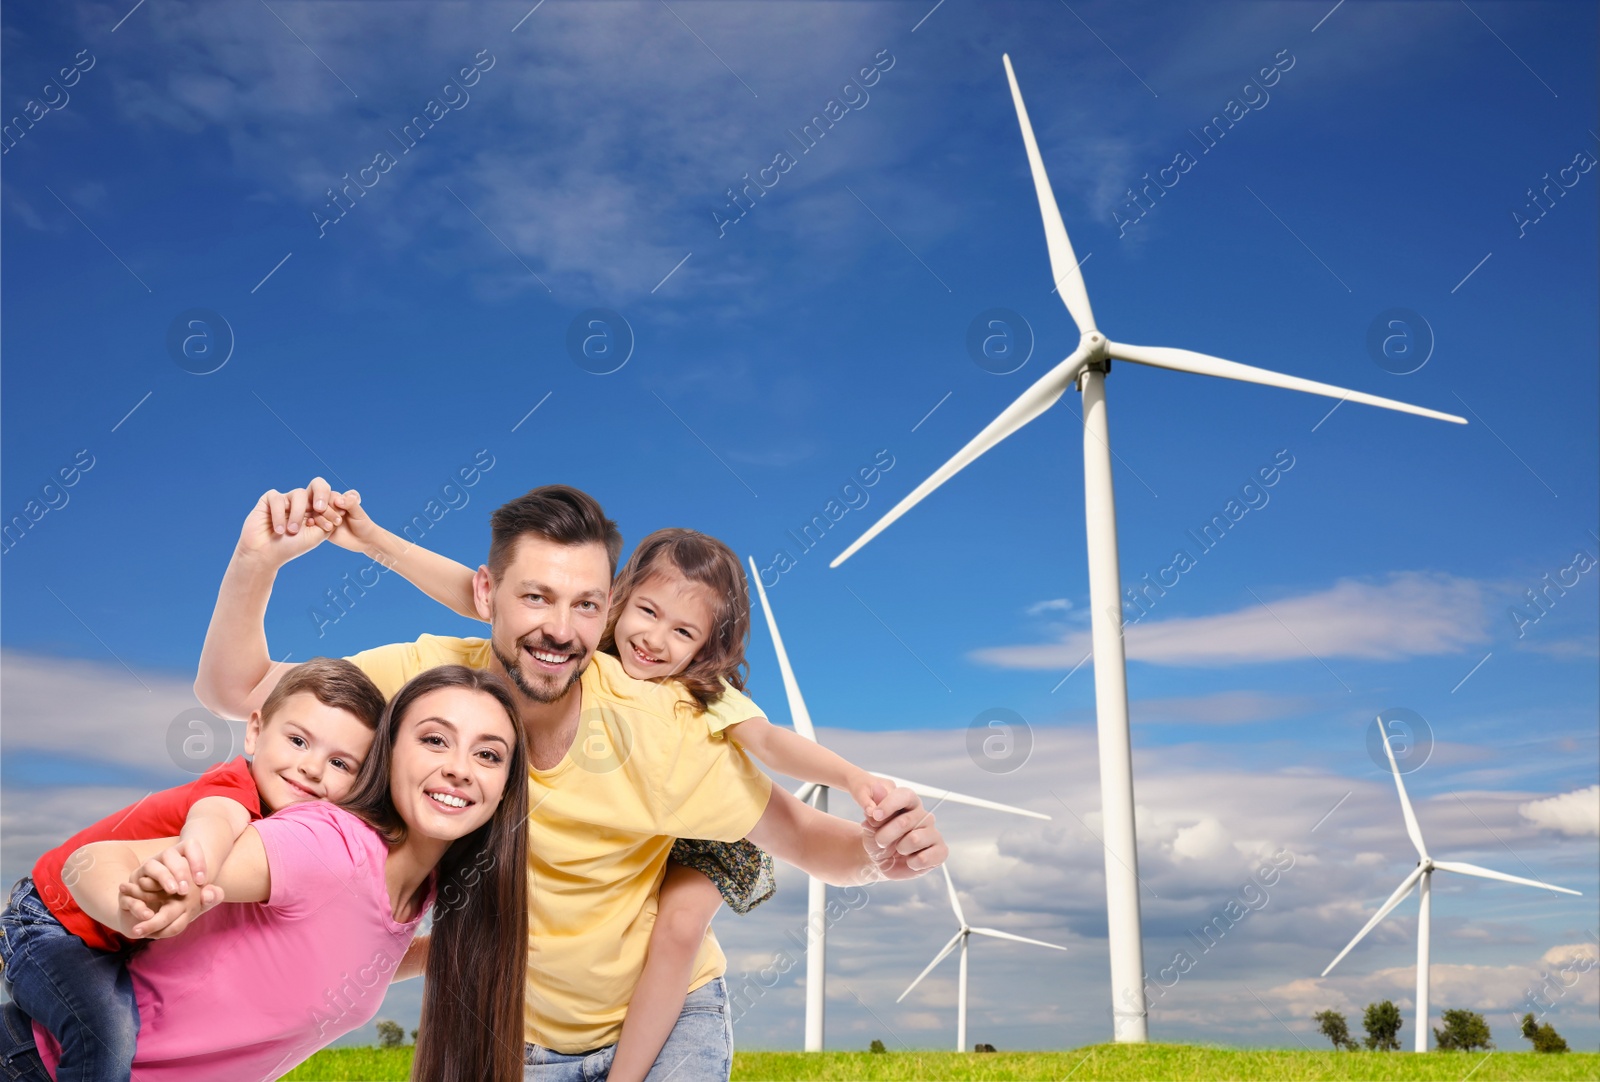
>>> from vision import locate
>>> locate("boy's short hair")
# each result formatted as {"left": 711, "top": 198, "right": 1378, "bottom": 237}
{"left": 487, "top": 484, "right": 623, "bottom": 583}
{"left": 260, "top": 657, "right": 386, "bottom": 731}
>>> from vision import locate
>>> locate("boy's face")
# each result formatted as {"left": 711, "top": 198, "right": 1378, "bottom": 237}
{"left": 474, "top": 534, "right": 611, "bottom": 704}
{"left": 244, "top": 691, "right": 376, "bottom": 813}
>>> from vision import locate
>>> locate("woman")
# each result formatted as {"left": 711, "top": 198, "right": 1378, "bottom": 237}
{"left": 2, "top": 664, "right": 527, "bottom": 1082}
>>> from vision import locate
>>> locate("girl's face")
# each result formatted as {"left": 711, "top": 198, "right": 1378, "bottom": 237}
{"left": 389, "top": 687, "right": 517, "bottom": 841}
{"left": 613, "top": 569, "right": 717, "bottom": 682}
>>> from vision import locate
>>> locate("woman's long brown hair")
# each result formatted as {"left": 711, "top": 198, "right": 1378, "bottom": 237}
{"left": 337, "top": 664, "right": 528, "bottom": 1082}
{"left": 598, "top": 527, "right": 751, "bottom": 713}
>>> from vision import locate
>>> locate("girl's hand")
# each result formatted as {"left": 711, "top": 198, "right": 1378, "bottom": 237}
{"left": 849, "top": 770, "right": 888, "bottom": 821}
{"left": 322, "top": 489, "right": 385, "bottom": 555}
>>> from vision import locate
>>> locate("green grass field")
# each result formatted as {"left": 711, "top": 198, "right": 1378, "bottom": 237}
{"left": 281, "top": 1043, "right": 1598, "bottom": 1080}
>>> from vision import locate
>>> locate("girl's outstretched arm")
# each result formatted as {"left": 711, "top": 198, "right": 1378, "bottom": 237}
{"left": 609, "top": 865, "right": 724, "bottom": 1082}
{"left": 321, "top": 487, "right": 482, "bottom": 623}
{"left": 725, "top": 717, "right": 882, "bottom": 814}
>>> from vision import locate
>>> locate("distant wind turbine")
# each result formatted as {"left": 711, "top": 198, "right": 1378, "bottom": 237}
{"left": 898, "top": 864, "right": 1068, "bottom": 1052}
{"left": 1322, "top": 727, "right": 1580, "bottom": 1052}
{"left": 747, "top": 557, "right": 1051, "bottom": 1052}
{"left": 830, "top": 53, "right": 1468, "bottom": 1042}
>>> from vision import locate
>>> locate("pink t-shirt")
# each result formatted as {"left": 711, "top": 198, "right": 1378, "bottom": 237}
{"left": 35, "top": 801, "right": 434, "bottom": 1082}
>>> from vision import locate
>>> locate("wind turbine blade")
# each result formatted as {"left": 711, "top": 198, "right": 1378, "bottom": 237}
{"left": 1001, "top": 54, "right": 1095, "bottom": 335}
{"left": 874, "top": 773, "right": 1052, "bottom": 820}
{"left": 747, "top": 557, "right": 818, "bottom": 742}
{"left": 1378, "top": 721, "right": 1429, "bottom": 862}
{"left": 830, "top": 352, "right": 1085, "bottom": 567}
{"left": 897, "top": 931, "right": 964, "bottom": 1002}
{"left": 794, "top": 782, "right": 818, "bottom": 805}
{"left": 1321, "top": 865, "right": 1425, "bottom": 976}
{"left": 970, "top": 926, "right": 1068, "bottom": 951}
{"left": 1432, "top": 860, "right": 1582, "bottom": 896}
{"left": 942, "top": 864, "right": 968, "bottom": 928}
{"left": 1108, "top": 342, "right": 1467, "bottom": 425}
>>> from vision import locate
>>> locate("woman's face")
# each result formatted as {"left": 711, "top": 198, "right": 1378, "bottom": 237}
{"left": 389, "top": 686, "right": 517, "bottom": 841}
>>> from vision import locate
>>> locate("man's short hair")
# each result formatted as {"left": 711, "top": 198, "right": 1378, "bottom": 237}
{"left": 260, "top": 657, "right": 387, "bottom": 731}
{"left": 487, "top": 485, "right": 623, "bottom": 583}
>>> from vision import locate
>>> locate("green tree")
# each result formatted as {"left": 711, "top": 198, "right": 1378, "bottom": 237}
{"left": 1314, "top": 1009, "right": 1357, "bottom": 1050}
{"left": 1521, "top": 1013, "right": 1570, "bottom": 1053}
{"left": 1362, "top": 1000, "right": 1403, "bottom": 1051}
{"left": 1433, "top": 1009, "right": 1492, "bottom": 1051}
{"left": 375, "top": 1019, "right": 404, "bottom": 1048}
{"left": 868, "top": 1039, "right": 887, "bottom": 1054}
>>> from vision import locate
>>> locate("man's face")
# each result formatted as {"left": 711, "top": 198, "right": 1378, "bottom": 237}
{"left": 476, "top": 534, "right": 611, "bottom": 704}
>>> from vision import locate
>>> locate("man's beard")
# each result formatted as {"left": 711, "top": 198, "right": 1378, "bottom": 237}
{"left": 490, "top": 633, "right": 587, "bottom": 704}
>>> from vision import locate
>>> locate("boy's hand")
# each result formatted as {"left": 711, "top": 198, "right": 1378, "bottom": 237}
{"left": 117, "top": 879, "right": 223, "bottom": 940}
{"left": 128, "top": 840, "right": 206, "bottom": 901}
{"left": 236, "top": 484, "right": 339, "bottom": 569}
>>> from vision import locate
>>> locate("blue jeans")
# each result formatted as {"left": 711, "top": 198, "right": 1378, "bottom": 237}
{"left": 0, "top": 878, "right": 138, "bottom": 1082}
{"left": 523, "top": 975, "right": 733, "bottom": 1082}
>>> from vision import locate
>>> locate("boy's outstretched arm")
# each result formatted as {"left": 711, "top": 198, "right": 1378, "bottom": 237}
{"left": 193, "top": 484, "right": 339, "bottom": 720}
{"left": 724, "top": 717, "right": 883, "bottom": 815}
{"left": 315, "top": 482, "right": 481, "bottom": 623}
{"left": 69, "top": 827, "right": 273, "bottom": 941}
{"left": 124, "top": 796, "right": 254, "bottom": 939}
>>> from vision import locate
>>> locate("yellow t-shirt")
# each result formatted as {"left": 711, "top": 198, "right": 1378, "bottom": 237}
{"left": 701, "top": 679, "right": 764, "bottom": 736}
{"left": 341, "top": 634, "right": 774, "bottom": 1053}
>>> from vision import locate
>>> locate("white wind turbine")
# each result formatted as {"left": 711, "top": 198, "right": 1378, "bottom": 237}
{"left": 746, "top": 557, "right": 1052, "bottom": 1052}
{"left": 897, "top": 864, "right": 1068, "bottom": 1052}
{"left": 1321, "top": 728, "right": 1581, "bottom": 1052}
{"left": 830, "top": 53, "right": 1468, "bottom": 1043}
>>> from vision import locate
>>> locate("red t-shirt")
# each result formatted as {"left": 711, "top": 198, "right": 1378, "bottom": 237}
{"left": 31, "top": 756, "right": 263, "bottom": 952}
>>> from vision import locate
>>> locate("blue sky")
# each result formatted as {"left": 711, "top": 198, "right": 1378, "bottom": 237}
{"left": 4, "top": 0, "right": 1596, "bottom": 1057}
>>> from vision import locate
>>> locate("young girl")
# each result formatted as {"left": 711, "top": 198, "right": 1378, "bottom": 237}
{"left": 4, "top": 665, "right": 530, "bottom": 1082}
{"left": 319, "top": 491, "right": 882, "bottom": 1082}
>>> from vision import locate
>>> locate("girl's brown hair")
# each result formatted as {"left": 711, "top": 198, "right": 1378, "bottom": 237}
{"left": 598, "top": 527, "right": 751, "bottom": 713}
{"left": 337, "top": 665, "right": 528, "bottom": 1082}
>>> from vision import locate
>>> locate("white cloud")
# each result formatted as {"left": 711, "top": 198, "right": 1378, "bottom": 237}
{"left": 1171, "top": 817, "right": 1230, "bottom": 861}
{"left": 1520, "top": 785, "right": 1600, "bottom": 838}
{"left": 6, "top": 650, "right": 1592, "bottom": 1052}
{"left": 972, "top": 571, "right": 1490, "bottom": 668}
{"left": 1026, "top": 598, "right": 1073, "bottom": 616}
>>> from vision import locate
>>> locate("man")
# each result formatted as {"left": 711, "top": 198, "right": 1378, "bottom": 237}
{"left": 194, "top": 480, "right": 947, "bottom": 1080}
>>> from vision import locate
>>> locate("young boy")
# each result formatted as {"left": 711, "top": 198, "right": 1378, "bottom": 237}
{"left": 0, "top": 656, "right": 385, "bottom": 1082}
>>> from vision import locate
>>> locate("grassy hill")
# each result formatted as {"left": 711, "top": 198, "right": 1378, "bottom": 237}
{"left": 282, "top": 1043, "right": 1599, "bottom": 1080}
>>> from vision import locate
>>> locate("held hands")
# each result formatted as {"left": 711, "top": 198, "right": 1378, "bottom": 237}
{"left": 305, "top": 478, "right": 387, "bottom": 557}
{"left": 115, "top": 841, "right": 223, "bottom": 939}
{"left": 236, "top": 479, "right": 351, "bottom": 570}
{"left": 858, "top": 778, "right": 948, "bottom": 881}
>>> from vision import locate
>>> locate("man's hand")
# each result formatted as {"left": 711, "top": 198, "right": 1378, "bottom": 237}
{"left": 859, "top": 779, "right": 947, "bottom": 881}
{"left": 235, "top": 482, "right": 342, "bottom": 570}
